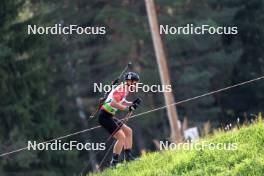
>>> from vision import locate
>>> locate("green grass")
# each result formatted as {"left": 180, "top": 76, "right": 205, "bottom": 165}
{"left": 92, "top": 121, "right": 264, "bottom": 176}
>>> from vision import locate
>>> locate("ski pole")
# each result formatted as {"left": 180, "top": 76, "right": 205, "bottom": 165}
{"left": 107, "top": 111, "right": 133, "bottom": 141}
{"left": 106, "top": 98, "right": 142, "bottom": 140}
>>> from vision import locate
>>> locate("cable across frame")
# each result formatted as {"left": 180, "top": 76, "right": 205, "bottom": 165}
{"left": 0, "top": 75, "right": 264, "bottom": 157}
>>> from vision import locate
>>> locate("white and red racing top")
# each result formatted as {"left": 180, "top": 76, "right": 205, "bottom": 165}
{"left": 101, "top": 83, "right": 129, "bottom": 114}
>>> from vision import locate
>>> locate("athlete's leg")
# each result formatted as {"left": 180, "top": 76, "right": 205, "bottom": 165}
{"left": 121, "top": 124, "right": 133, "bottom": 149}
{"left": 120, "top": 124, "right": 136, "bottom": 161}
{"left": 110, "top": 129, "right": 125, "bottom": 166}
{"left": 113, "top": 129, "right": 126, "bottom": 154}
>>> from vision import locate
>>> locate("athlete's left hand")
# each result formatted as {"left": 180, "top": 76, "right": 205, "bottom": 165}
{"left": 133, "top": 97, "right": 142, "bottom": 106}
{"left": 128, "top": 98, "right": 142, "bottom": 111}
{"left": 128, "top": 104, "right": 138, "bottom": 111}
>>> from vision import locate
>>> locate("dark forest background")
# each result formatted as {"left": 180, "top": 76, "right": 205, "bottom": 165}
{"left": 0, "top": 0, "right": 263, "bottom": 175}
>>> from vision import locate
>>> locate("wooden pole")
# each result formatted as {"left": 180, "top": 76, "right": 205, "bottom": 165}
{"left": 145, "top": 0, "right": 182, "bottom": 143}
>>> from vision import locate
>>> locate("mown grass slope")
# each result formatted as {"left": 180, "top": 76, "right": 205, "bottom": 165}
{"left": 92, "top": 121, "right": 264, "bottom": 176}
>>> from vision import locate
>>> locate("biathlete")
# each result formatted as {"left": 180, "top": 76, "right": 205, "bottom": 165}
{"left": 98, "top": 72, "right": 141, "bottom": 167}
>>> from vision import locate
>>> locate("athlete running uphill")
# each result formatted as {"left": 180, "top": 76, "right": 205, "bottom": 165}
{"left": 98, "top": 72, "right": 141, "bottom": 167}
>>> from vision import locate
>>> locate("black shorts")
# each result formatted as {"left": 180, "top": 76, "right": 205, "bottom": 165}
{"left": 98, "top": 109, "right": 123, "bottom": 134}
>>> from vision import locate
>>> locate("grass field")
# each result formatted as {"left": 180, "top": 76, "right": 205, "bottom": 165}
{"left": 92, "top": 118, "right": 264, "bottom": 176}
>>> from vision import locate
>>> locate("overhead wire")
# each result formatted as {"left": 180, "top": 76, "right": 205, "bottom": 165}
{"left": 0, "top": 75, "right": 264, "bottom": 157}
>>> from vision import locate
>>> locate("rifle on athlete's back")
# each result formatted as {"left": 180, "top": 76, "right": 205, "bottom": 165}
{"left": 89, "top": 62, "right": 132, "bottom": 118}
